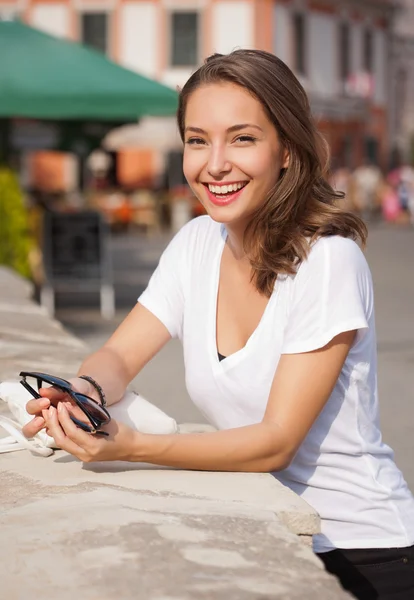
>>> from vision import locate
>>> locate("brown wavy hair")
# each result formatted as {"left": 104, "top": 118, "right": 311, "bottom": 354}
{"left": 177, "top": 49, "right": 367, "bottom": 297}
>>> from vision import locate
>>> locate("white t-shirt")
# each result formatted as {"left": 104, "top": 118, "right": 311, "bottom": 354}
{"left": 139, "top": 215, "right": 414, "bottom": 553}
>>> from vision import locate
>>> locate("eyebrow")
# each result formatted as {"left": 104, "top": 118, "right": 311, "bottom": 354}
{"left": 184, "top": 123, "right": 263, "bottom": 134}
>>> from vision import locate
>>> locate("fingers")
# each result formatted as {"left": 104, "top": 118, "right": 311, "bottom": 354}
{"left": 24, "top": 394, "right": 72, "bottom": 439}
{"left": 26, "top": 397, "right": 50, "bottom": 415}
{"left": 45, "top": 405, "right": 89, "bottom": 459}
{"left": 39, "top": 387, "right": 68, "bottom": 403}
{"left": 26, "top": 388, "right": 68, "bottom": 416}
{"left": 22, "top": 416, "right": 46, "bottom": 439}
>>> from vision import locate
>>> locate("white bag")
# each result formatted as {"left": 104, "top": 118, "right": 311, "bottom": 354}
{"left": 0, "top": 381, "right": 178, "bottom": 457}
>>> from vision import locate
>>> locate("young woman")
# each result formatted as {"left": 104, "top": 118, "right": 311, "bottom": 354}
{"left": 23, "top": 50, "right": 414, "bottom": 599}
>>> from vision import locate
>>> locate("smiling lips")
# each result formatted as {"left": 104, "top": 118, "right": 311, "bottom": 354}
{"left": 207, "top": 181, "right": 247, "bottom": 195}
{"left": 203, "top": 181, "right": 249, "bottom": 206}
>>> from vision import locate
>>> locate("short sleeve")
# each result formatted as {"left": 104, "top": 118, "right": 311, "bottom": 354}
{"left": 281, "top": 237, "right": 372, "bottom": 354}
{"left": 138, "top": 223, "right": 191, "bottom": 339}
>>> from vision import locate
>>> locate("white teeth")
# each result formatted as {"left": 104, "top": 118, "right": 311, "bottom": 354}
{"left": 207, "top": 182, "right": 247, "bottom": 194}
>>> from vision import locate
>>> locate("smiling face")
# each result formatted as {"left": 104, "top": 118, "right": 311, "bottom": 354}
{"left": 183, "top": 82, "right": 289, "bottom": 232}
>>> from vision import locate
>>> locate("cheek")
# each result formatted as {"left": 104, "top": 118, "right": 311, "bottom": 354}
{"left": 247, "top": 150, "right": 283, "bottom": 184}
{"left": 183, "top": 157, "right": 203, "bottom": 199}
{"left": 182, "top": 161, "right": 191, "bottom": 183}
{"left": 183, "top": 150, "right": 201, "bottom": 183}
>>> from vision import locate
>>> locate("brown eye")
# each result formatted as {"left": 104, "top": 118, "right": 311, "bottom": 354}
{"left": 186, "top": 138, "right": 206, "bottom": 145}
{"left": 235, "top": 135, "right": 256, "bottom": 143}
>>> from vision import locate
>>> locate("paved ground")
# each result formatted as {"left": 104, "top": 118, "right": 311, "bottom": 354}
{"left": 57, "top": 221, "right": 414, "bottom": 490}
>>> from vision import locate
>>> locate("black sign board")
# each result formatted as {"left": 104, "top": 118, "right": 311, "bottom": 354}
{"left": 41, "top": 210, "right": 114, "bottom": 318}
{"left": 43, "top": 211, "right": 111, "bottom": 283}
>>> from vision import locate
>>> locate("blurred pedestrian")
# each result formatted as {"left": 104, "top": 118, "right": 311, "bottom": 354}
{"left": 380, "top": 179, "right": 402, "bottom": 223}
{"left": 23, "top": 50, "right": 414, "bottom": 600}
{"left": 352, "top": 161, "right": 383, "bottom": 221}
{"left": 388, "top": 164, "right": 414, "bottom": 225}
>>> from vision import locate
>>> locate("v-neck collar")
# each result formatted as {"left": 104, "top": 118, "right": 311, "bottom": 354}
{"left": 210, "top": 225, "right": 276, "bottom": 373}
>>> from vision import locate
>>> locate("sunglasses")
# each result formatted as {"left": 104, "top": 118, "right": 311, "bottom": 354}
{"left": 19, "top": 371, "right": 111, "bottom": 436}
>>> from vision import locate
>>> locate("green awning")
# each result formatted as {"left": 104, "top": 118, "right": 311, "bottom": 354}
{"left": 0, "top": 21, "right": 178, "bottom": 120}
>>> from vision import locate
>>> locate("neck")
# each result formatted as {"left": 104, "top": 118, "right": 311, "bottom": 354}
{"left": 225, "top": 223, "right": 249, "bottom": 262}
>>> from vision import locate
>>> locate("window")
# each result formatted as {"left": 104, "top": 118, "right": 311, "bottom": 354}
{"left": 293, "top": 13, "right": 306, "bottom": 76}
{"left": 81, "top": 13, "right": 108, "bottom": 54}
{"left": 339, "top": 22, "right": 350, "bottom": 83}
{"left": 363, "top": 29, "right": 373, "bottom": 73}
{"left": 171, "top": 12, "right": 199, "bottom": 67}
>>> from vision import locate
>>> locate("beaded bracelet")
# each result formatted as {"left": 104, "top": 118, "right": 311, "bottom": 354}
{"left": 79, "top": 375, "right": 107, "bottom": 408}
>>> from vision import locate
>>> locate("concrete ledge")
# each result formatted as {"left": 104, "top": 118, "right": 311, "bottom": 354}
{"left": 0, "top": 267, "right": 351, "bottom": 598}
{"left": 0, "top": 265, "right": 33, "bottom": 301}
{"left": 0, "top": 450, "right": 319, "bottom": 539}
{"left": 0, "top": 464, "right": 350, "bottom": 600}
{"left": 0, "top": 269, "right": 87, "bottom": 385}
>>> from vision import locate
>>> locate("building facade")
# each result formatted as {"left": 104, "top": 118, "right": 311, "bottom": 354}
{"left": 272, "top": 0, "right": 394, "bottom": 169}
{"left": 0, "top": 0, "right": 396, "bottom": 188}
{"left": 390, "top": 0, "right": 414, "bottom": 163}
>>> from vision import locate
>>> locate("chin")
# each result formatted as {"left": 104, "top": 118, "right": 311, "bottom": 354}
{"left": 204, "top": 205, "right": 250, "bottom": 229}
{"left": 195, "top": 189, "right": 256, "bottom": 227}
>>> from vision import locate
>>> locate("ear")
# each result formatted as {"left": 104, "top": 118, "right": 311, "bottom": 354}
{"left": 282, "top": 148, "right": 290, "bottom": 169}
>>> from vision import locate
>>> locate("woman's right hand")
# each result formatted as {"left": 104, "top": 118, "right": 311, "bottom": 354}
{"left": 22, "top": 377, "right": 93, "bottom": 439}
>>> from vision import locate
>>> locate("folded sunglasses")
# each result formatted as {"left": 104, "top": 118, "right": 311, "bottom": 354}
{"left": 19, "top": 371, "right": 111, "bottom": 436}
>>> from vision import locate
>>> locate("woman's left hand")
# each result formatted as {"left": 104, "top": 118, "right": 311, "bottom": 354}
{"left": 43, "top": 403, "right": 139, "bottom": 462}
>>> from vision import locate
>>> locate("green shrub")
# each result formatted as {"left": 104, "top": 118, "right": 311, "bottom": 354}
{"left": 0, "top": 167, "right": 32, "bottom": 278}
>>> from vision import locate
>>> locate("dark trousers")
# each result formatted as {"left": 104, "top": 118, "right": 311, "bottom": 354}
{"left": 318, "top": 545, "right": 414, "bottom": 600}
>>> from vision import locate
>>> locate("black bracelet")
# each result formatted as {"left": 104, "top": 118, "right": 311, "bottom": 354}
{"left": 79, "top": 375, "right": 106, "bottom": 408}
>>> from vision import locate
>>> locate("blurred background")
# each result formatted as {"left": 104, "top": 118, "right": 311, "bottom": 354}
{"left": 0, "top": 2, "right": 413, "bottom": 485}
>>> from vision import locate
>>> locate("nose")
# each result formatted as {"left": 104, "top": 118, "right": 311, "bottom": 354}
{"left": 207, "top": 144, "right": 232, "bottom": 178}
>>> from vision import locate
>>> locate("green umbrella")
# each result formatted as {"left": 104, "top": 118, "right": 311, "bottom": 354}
{"left": 0, "top": 20, "right": 178, "bottom": 120}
